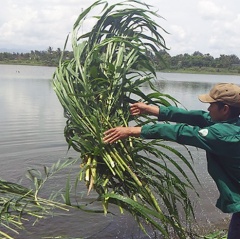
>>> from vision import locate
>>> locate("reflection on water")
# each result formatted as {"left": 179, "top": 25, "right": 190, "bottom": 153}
{"left": 1, "top": 65, "right": 239, "bottom": 238}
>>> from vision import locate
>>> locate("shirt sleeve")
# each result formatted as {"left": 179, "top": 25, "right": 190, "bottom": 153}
{"left": 140, "top": 123, "right": 220, "bottom": 153}
{"left": 142, "top": 107, "right": 240, "bottom": 157}
{"left": 158, "top": 106, "right": 212, "bottom": 128}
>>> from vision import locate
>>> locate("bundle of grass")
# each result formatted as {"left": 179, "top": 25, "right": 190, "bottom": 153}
{"left": 53, "top": 1, "right": 199, "bottom": 238}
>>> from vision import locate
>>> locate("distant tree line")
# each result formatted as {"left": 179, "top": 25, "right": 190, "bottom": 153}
{"left": 0, "top": 47, "right": 240, "bottom": 74}
{"left": 0, "top": 46, "right": 73, "bottom": 66}
{"left": 155, "top": 50, "right": 240, "bottom": 73}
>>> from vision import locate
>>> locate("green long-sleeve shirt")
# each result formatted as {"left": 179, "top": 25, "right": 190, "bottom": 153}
{"left": 140, "top": 106, "right": 240, "bottom": 213}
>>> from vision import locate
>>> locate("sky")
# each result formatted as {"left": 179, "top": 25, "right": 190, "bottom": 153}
{"left": 1, "top": 0, "right": 240, "bottom": 57}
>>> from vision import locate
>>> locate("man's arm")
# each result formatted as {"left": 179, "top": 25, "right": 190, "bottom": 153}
{"left": 103, "top": 103, "right": 212, "bottom": 145}
{"left": 158, "top": 106, "right": 212, "bottom": 127}
{"left": 130, "top": 102, "right": 212, "bottom": 127}
{"left": 130, "top": 102, "right": 159, "bottom": 117}
{"left": 103, "top": 123, "right": 224, "bottom": 156}
{"left": 103, "top": 127, "right": 141, "bottom": 144}
{"left": 103, "top": 123, "right": 212, "bottom": 152}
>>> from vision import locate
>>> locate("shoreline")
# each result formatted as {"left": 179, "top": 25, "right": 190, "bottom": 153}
{"left": 161, "top": 68, "right": 240, "bottom": 76}
{"left": 0, "top": 61, "right": 56, "bottom": 67}
{"left": 1, "top": 62, "right": 240, "bottom": 76}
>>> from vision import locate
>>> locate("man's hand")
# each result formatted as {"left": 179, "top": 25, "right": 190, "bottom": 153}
{"left": 130, "top": 102, "right": 159, "bottom": 116}
{"left": 103, "top": 127, "right": 141, "bottom": 144}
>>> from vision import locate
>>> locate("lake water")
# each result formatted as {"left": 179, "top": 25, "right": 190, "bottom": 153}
{"left": 1, "top": 64, "right": 240, "bottom": 238}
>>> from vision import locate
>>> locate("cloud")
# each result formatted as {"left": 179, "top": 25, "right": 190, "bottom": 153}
{"left": 194, "top": 0, "right": 240, "bottom": 56}
{"left": 0, "top": 0, "right": 84, "bottom": 50}
{"left": 209, "top": 14, "right": 240, "bottom": 54}
{"left": 198, "top": 0, "right": 230, "bottom": 20}
{"left": 0, "top": 0, "right": 240, "bottom": 57}
{"left": 170, "top": 25, "right": 187, "bottom": 41}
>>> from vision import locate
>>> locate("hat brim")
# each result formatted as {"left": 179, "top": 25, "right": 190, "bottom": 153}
{"left": 198, "top": 94, "right": 216, "bottom": 103}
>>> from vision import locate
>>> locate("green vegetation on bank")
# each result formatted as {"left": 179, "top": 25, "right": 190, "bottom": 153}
{"left": 0, "top": 47, "right": 73, "bottom": 67}
{"left": 0, "top": 48, "right": 240, "bottom": 75}
{"left": 158, "top": 50, "right": 240, "bottom": 75}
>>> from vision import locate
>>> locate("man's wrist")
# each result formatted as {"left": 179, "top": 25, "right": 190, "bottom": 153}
{"left": 129, "top": 127, "right": 141, "bottom": 137}
{"left": 147, "top": 105, "right": 160, "bottom": 116}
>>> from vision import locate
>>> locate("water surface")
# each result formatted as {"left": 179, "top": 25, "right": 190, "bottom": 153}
{"left": 1, "top": 65, "right": 239, "bottom": 238}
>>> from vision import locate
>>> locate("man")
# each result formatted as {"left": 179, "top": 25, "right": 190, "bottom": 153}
{"left": 103, "top": 83, "right": 240, "bottom": 239}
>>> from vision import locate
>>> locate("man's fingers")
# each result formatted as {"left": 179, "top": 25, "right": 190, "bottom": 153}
{"left": 103, "top": 127, "right": 126, "bottom": 144}
{"left": 103, "top": 128, "right": 115, "bottom": 136}
{"left": 103, "top": 135, "right": 118, "bottom": 144}
{"left": 103, "top": 128, "right": 118, "bottom": 143}
{"left": 130, "top": 107, "right": 140, "bottom": 115}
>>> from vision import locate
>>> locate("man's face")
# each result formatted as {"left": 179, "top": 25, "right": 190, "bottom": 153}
{"left": 207, "top": 102, "right": 226, "bottom": 122}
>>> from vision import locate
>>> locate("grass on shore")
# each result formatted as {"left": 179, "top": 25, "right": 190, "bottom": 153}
{"left": 201, "top": 230, "right": 227, "bottom": 239}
